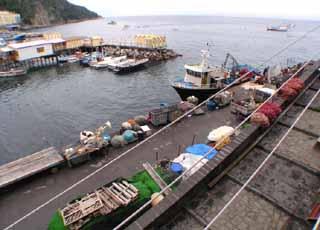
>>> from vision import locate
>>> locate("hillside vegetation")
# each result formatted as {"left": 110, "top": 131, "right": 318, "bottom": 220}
{"left": 0, "top": 0, "right": 99, "bottom": 26}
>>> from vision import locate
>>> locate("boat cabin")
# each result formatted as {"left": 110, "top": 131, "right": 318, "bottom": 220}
{"left": 183, "top": 51, "right": 228, "bottom": 88}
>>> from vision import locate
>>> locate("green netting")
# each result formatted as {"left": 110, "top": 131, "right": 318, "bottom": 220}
{"left": 48, "top": 211, "right": 68, "bottom": 230}
{"left": 48, "top": 170, "right": 162, "bottom": 230}
{"left": 81, "top": 171, "right": 161, "bottom": 229}
{"left": 155, "top": 166, "right": 179, "bottom": 188}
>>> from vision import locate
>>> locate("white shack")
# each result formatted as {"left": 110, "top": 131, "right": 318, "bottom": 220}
{"left": 8, "top": 39, "right": 58, "bottom": 61}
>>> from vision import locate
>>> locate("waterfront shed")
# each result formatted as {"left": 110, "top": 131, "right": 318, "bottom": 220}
{"left": 83, "top": 36, "right": 104, "bottom": 47}
{"left": 134, "top": 34, "right": 167, "bottom": 48}
{"left": 50, "top": 38, "right": 66, "bottom": 52}
{"left": 0, "top": 11, "right": 21, "bottom": 26}
{"left": 8, "top": 40, "right": 55, "bottom": 61}
{"left": 0, "top": 46, "right": 15, "bottom": 64}
{"left": 43, "top": 32, "right": 62, "bottom": 40}
{"left": 64, "top": 36, "right": 86, "bottom": 50}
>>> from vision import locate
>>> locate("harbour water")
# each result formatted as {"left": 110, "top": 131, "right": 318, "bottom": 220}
{"left": 1, "top": 16, "right": 320, "bottom": 165}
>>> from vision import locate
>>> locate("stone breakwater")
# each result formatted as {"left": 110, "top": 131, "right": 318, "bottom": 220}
{"left": 103, "top": 46, "right": 181, "bottom": 61}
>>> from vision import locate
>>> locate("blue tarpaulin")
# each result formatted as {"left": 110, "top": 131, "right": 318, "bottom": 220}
{"left": 185, "top": 144, "right": 218, "bottom": 160}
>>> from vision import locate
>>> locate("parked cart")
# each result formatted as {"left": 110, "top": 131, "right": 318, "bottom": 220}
{"left": 231, "top": 97, "right": 256, "bottom": 118}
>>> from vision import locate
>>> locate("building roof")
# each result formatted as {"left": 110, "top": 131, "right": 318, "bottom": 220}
{"left": 0, "top": 46, "right": 13, "bottom": 52}
{"left": 64, "top": 36, "right": 87, "bottom": 41}
{"left": 8, "top": 38, "right": 65, "bottom": 49}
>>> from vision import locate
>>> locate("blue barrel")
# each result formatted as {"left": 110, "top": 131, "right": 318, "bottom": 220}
{"left": 103, "top": 133, "right": 111, "bottom": 142}
{"left": 207, "top": 100, "right": 217, "bottom": 111}
{"left": 160, "top": 102, "right": 169, "bottom": 108}
{"left": 170, "top": 162, "right": 183, "bottom": 174}
{"left": 123, "top": 130, "right": 136, "bottom": 143}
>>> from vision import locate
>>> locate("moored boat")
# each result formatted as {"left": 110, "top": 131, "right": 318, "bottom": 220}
{"left": 109, "top": 58, "right": 149, "bottom": 73}
{"left": 0, "top": 68, "right": 27, "bottom": 78}
{"left": 171, "top": 50, "right": 235, "bottom": 102}
{"left": 58, "top": 55, "right": 80, "bottom": 64}
{"left": 267, "top": 24, "right": 292, "bottom": 32}
{"left": 90, "top": 56, "right": 127, "bottom": 69}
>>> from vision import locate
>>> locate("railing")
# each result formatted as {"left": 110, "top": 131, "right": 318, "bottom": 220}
{"left": 102, "top": 40, "right": 167, "bottom": 49}
{"left": 313, "top": 216, "right": 320, "bottom": 230}
{"left": 172, "top": 78, "right": 233, "bottom": 90}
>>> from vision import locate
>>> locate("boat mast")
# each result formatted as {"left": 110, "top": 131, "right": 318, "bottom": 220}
{"left": 199, "top": 43, "right": 211, "bottom": 86}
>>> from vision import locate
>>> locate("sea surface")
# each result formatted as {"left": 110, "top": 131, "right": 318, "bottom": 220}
{"left": 0, "top": 16, "right": 320, "bottom": 165}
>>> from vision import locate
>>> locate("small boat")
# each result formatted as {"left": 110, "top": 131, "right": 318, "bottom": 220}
{"left": 122, "top": 25, "right": 130, "bottom": 30}
{"left": 109, "top": 58, "right": 149, "bottom": 73}
{"left": 58, "top": 55, "right": 80, "bottom": 64}
{"left": 79, "top": 54, "right": 92, "bottom": 67}
{"left": 107, "top": 20, "right": 117, "bottom": 25}
{"left": 90, "top": 56, "right": 127, "bottom": 69}
{"left": 267, "top": 25, "right": 289, "bottom": 32}
{"left": 171, "top": 50, "right": 238, "bottom": 102}
{"left": 0, "top": 68, "right": 27, "bottom": 78}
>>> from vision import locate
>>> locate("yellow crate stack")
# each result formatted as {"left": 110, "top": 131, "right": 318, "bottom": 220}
{"left": 134, "top": 34, "right": 167, "bottom": 48}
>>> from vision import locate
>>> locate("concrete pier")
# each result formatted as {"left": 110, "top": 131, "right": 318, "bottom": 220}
{"left": 0, "top": 62, "right": 319, "bottom": 230}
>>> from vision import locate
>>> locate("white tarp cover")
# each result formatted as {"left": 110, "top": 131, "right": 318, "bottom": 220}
{"left": 208, "top": 126, "right": 234, "bottom": 142}
{"left": 172, "top": 153, "right": 208, "bottom": 180}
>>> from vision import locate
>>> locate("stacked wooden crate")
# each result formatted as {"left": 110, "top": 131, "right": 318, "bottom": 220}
{"left": 60, "top": 181, "right": 138, "bottom": 230}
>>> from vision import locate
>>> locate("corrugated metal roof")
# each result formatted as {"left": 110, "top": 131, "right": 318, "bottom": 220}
{"left": 0, "top": 46, "right": 13, "bottom": 52}
{"left": 64, "top": 36, "right": 87, "bottom": 41}
{"left": 8, "top": 38, "right": 65, "bottom": 49}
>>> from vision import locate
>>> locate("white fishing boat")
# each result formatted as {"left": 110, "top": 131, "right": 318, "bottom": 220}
{"left": 58, "top": 55, "right": 80, "bottom": 63}
{"left": 171, "top": 50, "right": 243, "bottom": 102}
{"left": 91, "top": 56, "right": 127, "bottom": 69}
{"left": 109, "top": 58, "right": 149, "bottom": 73}
{"left": 267, "top": 24, "right": 294, "bottom": 32}
{"left": 0, "top": 68, "right": 27, "bottom": 78}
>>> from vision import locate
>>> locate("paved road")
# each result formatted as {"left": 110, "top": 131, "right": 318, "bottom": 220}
{"left": 0, "top": 103, "right": 238, "bottom": 230}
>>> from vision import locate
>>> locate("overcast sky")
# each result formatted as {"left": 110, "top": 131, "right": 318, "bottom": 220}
{"left": 69, "top": 0, "right": 319, "bottom": 20}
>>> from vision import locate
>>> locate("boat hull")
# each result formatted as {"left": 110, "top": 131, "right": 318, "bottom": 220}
{"left": 172, "top": 85, "right": 220, "bottom": 102}
{"left": 0, "top": 69, "right": 26, "bottom": 78}
{"left": 112, "top": 63, "right": 146, "bottom": 74}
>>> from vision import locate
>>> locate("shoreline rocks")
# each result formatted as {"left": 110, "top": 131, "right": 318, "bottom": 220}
{"left": 103, "top": 46, "right": 181, "bottom": 61}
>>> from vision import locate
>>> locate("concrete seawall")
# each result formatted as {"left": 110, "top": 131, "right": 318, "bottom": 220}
{"left": 127, "top": 61, "right": 320, "bottom": 230}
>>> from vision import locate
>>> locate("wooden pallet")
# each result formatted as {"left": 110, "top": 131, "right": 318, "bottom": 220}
{"left": 61, "top": 181, "right": 139, "bottom": 229}
{"left": 61, "top": 193, "right": 104, "bottom": 226}
{"left": 0, "top": 147, "right": 64, "bottom": 189}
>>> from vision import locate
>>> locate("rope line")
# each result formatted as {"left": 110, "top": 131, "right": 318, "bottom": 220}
{"left": 113, "top": 56, "right": 316, "bottom": 230}
{"left": 4, "top": 24, "right": 320, "bottom": 230}
{"left": 203, "top": 88, "right": 320, "bottom": 230}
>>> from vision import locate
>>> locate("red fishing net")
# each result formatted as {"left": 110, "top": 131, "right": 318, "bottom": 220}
{"left": 279, "top": 77, "right": 304, "bottom": 100}
{"left": 258, "top": 102, "right": 282, "bottom": 121}
{"left": 250, "top": 112, "right": 270, "bottom": 127}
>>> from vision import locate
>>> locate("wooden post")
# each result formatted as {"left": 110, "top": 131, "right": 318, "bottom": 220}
{"left": 191, "top": 134, "right": 197, "bottom": 145}
{"left": 156, "top": 151, "right": 159, "bottom": 162}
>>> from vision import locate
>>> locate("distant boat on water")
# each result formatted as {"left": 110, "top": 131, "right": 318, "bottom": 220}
{"left": 267, "top": 24, "right": 295, "bottom": 32}
{"left": 107, "top": 20, "right": 117, "bottom": 25}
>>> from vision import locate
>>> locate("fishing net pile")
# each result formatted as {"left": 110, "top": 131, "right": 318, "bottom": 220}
{"left": 251, "top": 102, "right": 282, "bottom": 127}
{"left": 258, "top": 102, "right": 282, "bottom": 121}
{"left": 280, "top": 77, "right": 304, "bottom": 100}
{"left": 250, "top": 112, "right": 270, "bottom": 127}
